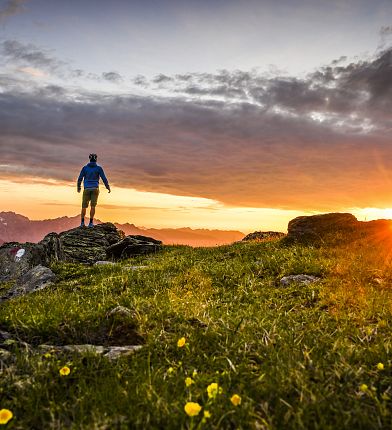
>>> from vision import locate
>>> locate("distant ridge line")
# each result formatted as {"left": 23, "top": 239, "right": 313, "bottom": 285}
{"left": 0, "top": 211, "right": 245, "bottom": 247}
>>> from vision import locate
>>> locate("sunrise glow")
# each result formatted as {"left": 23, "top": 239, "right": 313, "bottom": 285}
{"left": 0, "top": 0, "right": 391, "bottom": 234}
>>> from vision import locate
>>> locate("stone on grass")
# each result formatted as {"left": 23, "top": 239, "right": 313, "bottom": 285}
{"left": 63, "top": 345, "right": 106, "bottom": 354}
{"left": 104, "top": 345, "right": 143, "bottom": 360}
{"left": 7, "top": 265, "right": 56, "bottom": 298}
{"left": 94, "top": 261, "right": 116, "bottom": 266}
{"left": 280, "top": 274, "right": 320, "bottom": 287}
{"left": 107, "top": 306, "right": 132, "bottom": 318}
{"left": 37, "top": 343, "right": 142, "bottom": 360}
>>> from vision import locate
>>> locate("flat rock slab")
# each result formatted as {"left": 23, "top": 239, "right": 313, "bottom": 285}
{"left": 280, "top": 274, "right": 320, "bottom": 287}
{"left": 1, "top": 265, "right": 56, "bottom": 301}
{"left": 94, "top": 261, "right": 116, "bottom": 266}
{"left": 38, "top": 344, "right": 143, "bottom": 360}
{"left": 123, "top": 265, "right": 148, "bottom": 270}
{"left": 104, "top": 346, "right": 143, "bottom": 360}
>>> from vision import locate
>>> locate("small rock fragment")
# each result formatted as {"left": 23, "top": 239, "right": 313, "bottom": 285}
{"left": 107, "top": 306, "right": 132, "bottom": 318}
{"left": 280, "top": 274, "right": 320, "bottom": 287}
{"left": 104, "top": 345, "right": 143, "bottom": 360}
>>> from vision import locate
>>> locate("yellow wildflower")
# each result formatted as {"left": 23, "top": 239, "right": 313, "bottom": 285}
{"left": 203, "top": 410, "right": 211, "bottom": 418}
{"left": 230, "top": 394, "right": 242, "bottom": 406}
{"left": 43, "top": 352, "right": 51, "bottom": 358}
{"left": 360, "top": 384, "right": 368, "bottom": 392}
{"left": 185, "top": 377, "right": 194, "bottom": 387}
{"left": 177, "top": 337, "right": 186, "bottom": 348}
{"left": 207, "top": 382, "right": 222, "bottom": 399}
{"left": 192, "top": 369, "right": 198, "bottom": 378}
{"left": 184, "top": 402, "right": 202, "bottom": 417}
{"left": 377, "top": 362, "right": 384, "bottom": 370}
{"left": 0, "top": 409, "right": 13, "bottom": 425}
{"left": 167, "top": 367, "right": 174, "bottom": 374}
{"left": 59, "top": 366, "right": 71, "bottom": 376}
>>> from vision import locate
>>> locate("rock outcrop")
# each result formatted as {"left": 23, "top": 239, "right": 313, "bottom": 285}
{"left": 285, "top": 213, "right": 359, "bottom": 243}
{"left": 58, "top": 223, "right": 125, "bottom": 264}
{"left": 0, "top": 222, "right": 163, "bottom": 300}
{"left": 285, "top": 212, "right": 392, "bottom": 245}
{"left": 106, "top": 235, "right": 162, "bottom": 259}
{"left": 242, "top": 231, "right": 286, "bottom": 242}
{"left": 0, "top": 242, "right": 52, "bottom": 282}
{"left": 3, "top": 265, "right": 56, "bottom": 300}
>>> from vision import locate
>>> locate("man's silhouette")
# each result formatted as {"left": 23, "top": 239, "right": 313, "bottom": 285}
{"left": 77, "top": 153, "right": 111, "bottom": 227}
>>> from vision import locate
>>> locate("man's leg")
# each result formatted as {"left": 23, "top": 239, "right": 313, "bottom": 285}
{"left": 89, "top": 206, "right": 95, "bottom": 222}
{"left": 81, "top": 190, "right": 90, "bottom": 227}
{"left": 88, "top": 189, "right": 99, "bottom": 227}
{"left": 80, "top": 207, "right": 87, "bottom": 227}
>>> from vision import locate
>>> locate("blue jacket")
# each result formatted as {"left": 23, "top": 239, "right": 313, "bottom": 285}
{"left": 77, "top": 162, "right": 110, "bottom": 190}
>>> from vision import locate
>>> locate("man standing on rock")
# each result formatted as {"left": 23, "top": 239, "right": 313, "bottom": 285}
{"left": 77, "top": 153, "right": 111, "bottom": 228}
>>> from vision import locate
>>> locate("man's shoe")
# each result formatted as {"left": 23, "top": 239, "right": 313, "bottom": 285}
{"left": 80, "top": 221, "right": 85, "bottom": 228}
{"left": 88, "top": 222, "right": 94, "bottom": 228}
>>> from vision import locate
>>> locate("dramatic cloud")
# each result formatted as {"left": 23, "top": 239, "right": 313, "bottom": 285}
{"left": 102, "top": 71, "right": 123, "bottom": 83}
{"left": 0, "top": 0, "right": 27, "bottom": 22}
{"left": 1, "top": 40, "right": 113, "bottom": 83}
{"left": 1, "top": 39, "right": 65, "bottom": 73}
{"left": 380, "top": 25, "right": 392, "bottom": 36}
{"left": 1, "top": 47, "right": 392, "bottom": 211}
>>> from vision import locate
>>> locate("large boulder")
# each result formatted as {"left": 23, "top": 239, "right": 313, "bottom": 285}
{"left": 0, "top": 242, "right": 51, "bottom": 282}
{"left": 106, "top": 235, "right": 162, "bottom": 259}
{"left": 3, "top": 265, "right": 56, "bottom": 300}
{"left": 286, "top": 213, "right": 359, "bottom": 243}
{"left": 57, "top": 223, "right": 125, "bottom": 264}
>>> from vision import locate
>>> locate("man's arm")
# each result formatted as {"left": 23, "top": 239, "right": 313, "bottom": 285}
{"left": 77, "top": 167, "right": 85, "bottom": 192}
{"left": 99, "top": 166, "right": 111, "bottom": 192}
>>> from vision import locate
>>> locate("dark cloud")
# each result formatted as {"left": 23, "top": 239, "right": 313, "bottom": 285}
{"left": 380, "top": 25, "right": 392, "bottom": 36}
{"left": 102, "top": 71, "right": 123, "bottom": 83}
{"left": 152, "top": 74, "right": 173, "bottom": 84}
{"left": 1, "top": 47, "right": 392, "bottom": 211}
{"left": 133, "top": 74, "right": 149, "bottom": 87}
{"left": 0, "top": 0, "right": 27, "bottom": 22}
{"left": 1, "top": 40, "right": 112, "bottom": 83}
{"left": 1, "top": 39, "right": 65, "bottom": 73}
{"left": 331, "top": 56, "right": 347, "bottom": 65}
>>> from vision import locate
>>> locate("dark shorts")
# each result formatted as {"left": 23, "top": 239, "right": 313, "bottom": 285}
{"left": 82, "top": 188, "right": 99, "bottom": 208}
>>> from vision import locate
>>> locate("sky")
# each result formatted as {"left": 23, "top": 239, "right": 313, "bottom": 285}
{"left": 0, "top": 0, "right": 392, "bottom": 232}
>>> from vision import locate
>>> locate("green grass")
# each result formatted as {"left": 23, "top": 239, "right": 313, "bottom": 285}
{"left": 0, "top": 238, "right": 391, "bottom": 429}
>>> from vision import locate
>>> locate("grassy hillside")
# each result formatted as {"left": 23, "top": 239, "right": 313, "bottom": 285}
{"left": 1, "top": 236, "right": 391, "bottom": 429}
